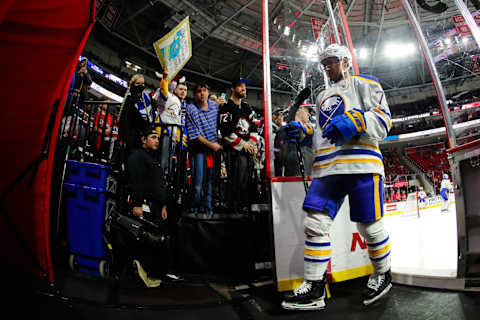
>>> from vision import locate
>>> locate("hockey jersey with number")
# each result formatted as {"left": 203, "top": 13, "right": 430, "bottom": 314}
{"left": 218, "top": 99, "right": 259, "bottom": 151}
{"left": 312, "top": 74, "right": 392, "bottom": 178}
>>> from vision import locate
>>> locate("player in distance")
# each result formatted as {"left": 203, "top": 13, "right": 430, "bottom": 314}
{"left": 440, "top": 174, "right": 453, "bottom": 212}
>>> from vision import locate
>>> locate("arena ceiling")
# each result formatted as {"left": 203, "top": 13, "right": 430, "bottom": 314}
{"left": 91, "top": 0, "right": 480, "bottom": 102}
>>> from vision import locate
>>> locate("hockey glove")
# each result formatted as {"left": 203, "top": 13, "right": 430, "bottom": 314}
{"left": 322, "top": 109, "right": 366, "bottom": 146}
{"left": 285, "top": 122, "right": 300, "bottom": 144}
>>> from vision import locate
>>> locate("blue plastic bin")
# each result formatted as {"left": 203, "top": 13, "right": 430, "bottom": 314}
{"left": 65, "top": 160, "right": 110, "bottom": 189}
{"left": 64, "top": 183, "right": 108, "bottom": 276}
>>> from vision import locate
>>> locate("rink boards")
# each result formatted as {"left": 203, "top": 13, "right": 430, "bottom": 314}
{"left": 272, "top": 181, "right": 458, "bottom": 292}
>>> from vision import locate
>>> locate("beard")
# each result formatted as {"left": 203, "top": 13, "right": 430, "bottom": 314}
{"left": 235, "top": 91, "right": 247, "bottom": 99}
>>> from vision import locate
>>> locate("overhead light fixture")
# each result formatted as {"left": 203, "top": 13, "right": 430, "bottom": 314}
{"left": 405, "top": 43, "right": 416, "bottom": 55}
{"left": 125, "top": 60, "right": 142, "bottom": 72}
{"left": 358, "top": 48, "right": 368, "bottom": 59}
{"left": 283, "top": 26, "right": 290, "bottom": 36}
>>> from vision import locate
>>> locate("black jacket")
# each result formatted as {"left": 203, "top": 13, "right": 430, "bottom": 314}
{"left": 127, "top": 148, "right": 167, "bottom": 206}
{"left": 119, "top": 95, "right": 151, "bottom": 154}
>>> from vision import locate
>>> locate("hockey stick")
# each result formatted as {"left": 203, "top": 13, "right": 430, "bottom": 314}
{"left": 287, "top": 88, "right": 311, "bottom": 193}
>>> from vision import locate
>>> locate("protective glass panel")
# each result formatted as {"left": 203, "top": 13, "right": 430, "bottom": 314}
{"left": 269, "top": 1, "right": 355, "bottom": 178}
{"left": 420, "top": 3, "right": 480, "bottom": 147}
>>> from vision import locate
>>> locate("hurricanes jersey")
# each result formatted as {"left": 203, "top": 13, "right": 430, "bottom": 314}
{"left": 312, "top": 74, "right": 392, "bottom": 178}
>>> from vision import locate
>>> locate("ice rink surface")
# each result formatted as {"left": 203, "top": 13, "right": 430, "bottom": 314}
{"left": 384, "top": 201, "right": 458, "bottom": 277}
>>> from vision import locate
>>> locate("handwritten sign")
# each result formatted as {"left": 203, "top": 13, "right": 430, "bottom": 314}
{"left": 153, "top": 16, "right": 192, "bottom": 81}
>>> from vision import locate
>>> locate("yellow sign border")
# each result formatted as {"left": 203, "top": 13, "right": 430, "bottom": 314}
{"left": 153, "top": 16, "right": 192, "bottom": 81}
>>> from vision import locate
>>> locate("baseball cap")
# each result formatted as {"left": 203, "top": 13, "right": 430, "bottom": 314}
{"left": 231, "top": 78, "right": 250, "bottom": 88}
{"left": 140, "top": 126, "right": 158, "bottom": 138}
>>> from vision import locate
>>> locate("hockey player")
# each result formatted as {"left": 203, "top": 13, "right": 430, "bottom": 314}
{"left": 440, "top": 173, "right": 452, "bottom": 212}
{"left": 281, "top": 44, "right": 393, "bottom": 311}
{"left": 418, "top": 186, "right": 427, "bottom": 209}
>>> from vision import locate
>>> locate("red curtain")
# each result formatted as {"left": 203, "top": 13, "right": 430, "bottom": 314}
{"left": 0, "top": 0, "right": 95, "bottom": 282}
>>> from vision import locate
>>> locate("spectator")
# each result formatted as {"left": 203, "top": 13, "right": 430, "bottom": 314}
{"left": 70, "top": 57, "right": 92, "bottom": 103}
{"left": 93, "top": 101, "right": 113, "bottom": 156}
{"left": 294, "top": 106, "right": 314, "bottom": 176}
{"left": 273, "top": 110, "right": 288, "bottom": 176}
{"left": 186, "top": 83, "right": 221, "bottom": 214}
{"left": 127, "top": 128, "right": 167, "bottom": 287}
{"left": 153, "top": 69, "right": 189, "bottom": 173}
{"left": 208, "top": 94, "right": 218, "bottom": 105}
{"left": 118, "top": 74, "right": 155, "bottom": 156}
{"left": 62, "top": 58, "right": 92, "bottom": 137}
{"left": 218, "top": 78, "right": 259, "bottom": 214}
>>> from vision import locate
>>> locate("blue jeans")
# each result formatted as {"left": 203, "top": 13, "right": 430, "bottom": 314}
{"left": 191, "top": 152, "right": 213, "bottom": 211}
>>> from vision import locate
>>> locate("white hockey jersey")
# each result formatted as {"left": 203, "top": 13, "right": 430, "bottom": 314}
{"left": 312, "top": 74, "right": 392, "bottom": 178}
{"left": 440, "top": 179, "right": 452, "bottom": 192}
{"left": 154, "top": 89, "right": 182, "bottom": 126}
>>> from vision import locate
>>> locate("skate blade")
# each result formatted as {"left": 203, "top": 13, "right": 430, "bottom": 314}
{"left": 281, "top": 299, "right": 326, "bottom": 311}
{"left": 363, "top": 283, "right": 392, "bottom": 306}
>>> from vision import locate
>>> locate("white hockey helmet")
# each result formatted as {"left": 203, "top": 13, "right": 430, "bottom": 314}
{"left": 318, "top": 43, "right": 352, "bottom": 69}
{"left": 443, "top": 173, "right": 449, "bottom": 180}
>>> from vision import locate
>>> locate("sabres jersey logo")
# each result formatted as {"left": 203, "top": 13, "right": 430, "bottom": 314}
{"left": 318, "top": 94, "right": 345, "bottom": 129}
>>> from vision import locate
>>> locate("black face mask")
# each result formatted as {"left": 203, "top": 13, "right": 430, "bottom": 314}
{"left": 130, "top": 84, "right": 145, "bottom": 95}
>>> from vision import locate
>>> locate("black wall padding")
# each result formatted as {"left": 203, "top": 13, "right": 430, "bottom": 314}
{"left": 178, "top": 217, "right": 257, "bottom": 280}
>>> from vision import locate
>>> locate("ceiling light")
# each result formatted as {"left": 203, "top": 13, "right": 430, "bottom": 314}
{"left": 385, "top": 43, "right": 403, "bottom": 58}
{"left": 384, "top": 42, "right": 416, "bottom": 59}
{"left": 283, "top": 26, "right": 290, "bottom": 36}
{"left": 358, "top": 48, "right": 368, "bottom": 59}
{"left": 405, "top": 43, "right": 416, "bottom": 55}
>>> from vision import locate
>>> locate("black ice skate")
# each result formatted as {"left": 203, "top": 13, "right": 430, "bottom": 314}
{"left": 363, "top": 269, "right": 392, "bottom": 306}
{"left": 281, "top": 278, "right": 326, "bottom": 311}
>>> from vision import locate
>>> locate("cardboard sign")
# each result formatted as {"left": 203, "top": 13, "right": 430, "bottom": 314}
{"left": 153, "top": 16, "right": 192, "bottom": 81}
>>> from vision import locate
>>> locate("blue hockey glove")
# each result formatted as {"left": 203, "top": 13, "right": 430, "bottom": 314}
{"left": 285, "top": 122, "right": 301, "bottom": 144}
{"left": 322, "top": 109, "right": 366, "bottom": 146}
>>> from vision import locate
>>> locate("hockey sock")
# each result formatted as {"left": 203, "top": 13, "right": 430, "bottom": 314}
{"left": 357, "top": 219, "right": 391, "bottom": 273}
{"left": 304, "top": 212, "right": 333, "bottom": 280}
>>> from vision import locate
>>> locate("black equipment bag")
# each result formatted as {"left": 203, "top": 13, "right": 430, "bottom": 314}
{"left": 108, "top": 211, "right": 171, "bottom": 278}
{"left": 114, "top": 213, "right": 169, "bottom": 248}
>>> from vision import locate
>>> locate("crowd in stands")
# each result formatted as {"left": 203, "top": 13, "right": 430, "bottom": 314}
{"left": 387, "top": 88, "right": 480, "bottom": 136}
{"left": 61, "top": 59, "right": 269, "bottom": 219}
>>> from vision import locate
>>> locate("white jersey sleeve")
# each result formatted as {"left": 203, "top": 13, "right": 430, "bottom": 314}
{"left": 353, "top": 75, "right": 392, "bottom": 141}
